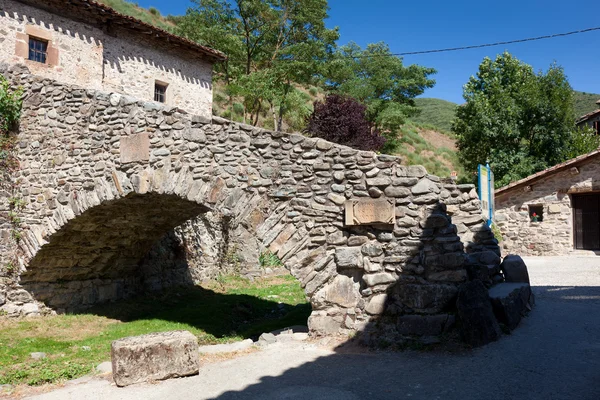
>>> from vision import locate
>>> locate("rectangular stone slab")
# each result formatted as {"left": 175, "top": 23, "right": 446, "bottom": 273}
{"left": 345, "top": 198, "right": 395, "bottom": 226}
{"left": 111, "top": 330, "right": 200, "bottom": 387}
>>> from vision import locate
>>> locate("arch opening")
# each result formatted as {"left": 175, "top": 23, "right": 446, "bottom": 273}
{"left": 22, "top": 193, "right": 210, "bottom": 311}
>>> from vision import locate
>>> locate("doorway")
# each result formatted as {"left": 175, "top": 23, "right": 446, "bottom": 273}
{"left": 573, "top": 193, "right": 600, "bottom": 250}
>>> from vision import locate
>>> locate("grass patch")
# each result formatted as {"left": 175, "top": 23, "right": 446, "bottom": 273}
{"left": 0, "top": 274, "right": 310, "bottom": 386}
{"left": 95, "top": 0, "right": 176, "bottom": 31}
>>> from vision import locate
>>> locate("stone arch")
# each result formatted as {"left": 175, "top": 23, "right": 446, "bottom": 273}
{"left": 1, "top": 65, "right": 503, "bottom": 340}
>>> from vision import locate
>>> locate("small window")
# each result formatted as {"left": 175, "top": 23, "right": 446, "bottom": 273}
{"left": 28, "top": 37, "right": 48, "bottom": 63}
{"left": 528, "top": 205, "right": 544, "bottom": 222}
{"left": 154, "top": 82, "right": 167, "bottom": 103}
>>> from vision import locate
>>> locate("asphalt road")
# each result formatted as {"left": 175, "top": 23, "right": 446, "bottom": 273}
{"left": 24, "top": 256, "right": 600, "bottom": 400}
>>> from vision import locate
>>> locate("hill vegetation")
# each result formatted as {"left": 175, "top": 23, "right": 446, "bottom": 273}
{"left": 411, "top": 98, "right": 458, "bottom": 132}
{"left": 95, "top": 0, "right": 176, "bottom": 31}
{"left": 574, "top": 91, "right": 600, "bottom": 119}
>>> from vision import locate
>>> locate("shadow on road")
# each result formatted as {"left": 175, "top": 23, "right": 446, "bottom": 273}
{"left": 205, "top": 285, "right": 600, "bottom": 400}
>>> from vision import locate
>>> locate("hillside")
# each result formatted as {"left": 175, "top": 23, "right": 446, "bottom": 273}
{"left": 574, "top": 91, "right": 600, "bottom": 119}
{"left": 95, "top": 0, "right": 176, "bottom": 31}
{"left": 411, "top": 98, "right": 458, "bottom": 133}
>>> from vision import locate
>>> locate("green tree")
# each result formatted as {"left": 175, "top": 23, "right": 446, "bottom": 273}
{"left": 178, "top": 0, "right": 338, "bottom": 130}
{"left": 565, "top": 126, "right": 600, "bottom": 159}
{"left": 452, "top": 52, "right": 576, "bottom": 187}
{"left": 324, "top": 42, "right": 436, "bottom": 132}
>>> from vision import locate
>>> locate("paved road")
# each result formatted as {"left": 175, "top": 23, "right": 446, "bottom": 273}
{"left": 25, "top": 257, "right": 600, "bottom": 400}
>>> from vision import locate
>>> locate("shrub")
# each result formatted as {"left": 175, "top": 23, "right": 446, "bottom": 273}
{"left": 148, "top": 6, "right": 159, "bottom": 16}
{"left": 306, "top": 94, "right": 385, "bottom": 151}
{"left": 0, "top": 75, "right": 22, "bottom": 134}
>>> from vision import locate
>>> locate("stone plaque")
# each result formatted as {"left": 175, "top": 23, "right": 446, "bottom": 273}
{"left": 345, "top": 198, "right": 395, "bottom": 226}
{"left": 120, "top": 133, "right": 150, "bottom": 164}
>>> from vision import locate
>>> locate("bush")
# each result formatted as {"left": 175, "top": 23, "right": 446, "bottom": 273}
{"left": 306, "top": 94, "right": 385, "bottom": 151}
{"left": 0, "top": 75, "right": 22, "bottom": 134}
{"left": 148, "top": 6, "right": 160, "bottom": 16}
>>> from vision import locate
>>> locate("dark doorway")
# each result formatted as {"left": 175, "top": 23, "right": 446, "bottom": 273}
{"left": 573, "top": 193, "right": 600, "bottom": 250}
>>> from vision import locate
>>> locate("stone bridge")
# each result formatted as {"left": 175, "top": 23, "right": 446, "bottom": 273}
{"left": 0, "top": 64, "right": 502, "bottom": 340}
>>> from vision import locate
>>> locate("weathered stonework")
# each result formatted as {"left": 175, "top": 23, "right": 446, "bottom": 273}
{"left": 496, "top": 155, "right": 600, "bottom": 256}
{"left": 0, "top": 65, "right": 501, "bottom": 340}
{"left": 0, "top": 0, "right": 215, "bottom": 117}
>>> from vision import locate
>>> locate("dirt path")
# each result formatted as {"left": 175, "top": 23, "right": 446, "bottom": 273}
{"left": 18, "top": 257, "right": 600, "bottom": 400}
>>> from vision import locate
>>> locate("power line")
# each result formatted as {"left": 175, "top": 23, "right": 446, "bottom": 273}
{"left": 391, "top": 26, "right": 600, "bottom": 56}
{"left": 219, "top": 25, "right": 600, "bottom": 63}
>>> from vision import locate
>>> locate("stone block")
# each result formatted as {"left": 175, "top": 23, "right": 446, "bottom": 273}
{"left": 456, "top": 280, "right": 501, "bottom": 347}
{"left": 111, "top": 331, "right": 199, "bottom": 387}
{"left": 120, "top": 133, "right": 150, "bottom": 164}
{"left": 394, "top": 284, "right": 458, "bottom": 313}
{"left": 308, "top": 314, "right": 343, "bottom": 335}
{"left": 500, "top": 255, "right": 530, "bottom": 284}
{"left": 488, "top": 282, "right": 531, "bottom": 330}
{"left": 365, "top": 294, "right": 388, "bottom": 315}
{"left": 335, "top": 247, "right": 363, "bottom": 268}
{"left": 397, "top": 314, "right": 454, "bottom": 336}
{"left": 322, "top": 275, "right": 360, "bottom": 308}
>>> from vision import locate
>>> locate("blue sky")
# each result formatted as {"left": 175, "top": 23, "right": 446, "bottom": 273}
{"left": 137, "top": 0, "right": 600, "bottom": 104}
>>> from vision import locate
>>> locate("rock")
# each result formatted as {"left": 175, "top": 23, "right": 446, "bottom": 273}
{"left": 335, "top": 247, "right": 363, "bottom": 268}
{"left": 96, "top": 361, "right": 112, "bottom": 374}
{"left": 361, "top": 243, "right": 384, "bottom": 257}
{"left": 111, "top": 331, "right": 199, "bottom": 387}
{"left": 411, "top": 178, "right": 440, "bottom": 195}
{"left": 30, "top": 352, "right": 47, "bottom": 360}
{"left": 320, "top": 275, "right": 360, "bottom": 308}
{"left": 365, "top": 294, "right": 388, "bottom": 315}
{"left": 308, "top": 314, "right": 342, "bottom": 335}
{"left": 394, "top": 284, "right": 458, "bottom": 313}
{"left": 81, "top": 346, "right": 91, "bottom": 351}
{"left": 456, "top": 280, "right": 501, "bottom": 347}
{"left": 257, "top": 333, "right": 277, "bottom": 347}
{"left": 397, "top": 314, "right": 454, "bottom": 336}
{"left": 363, "top": 273, "right": 396, "bottom": 287}
{"left": 500, "top": 255, "right": 530, "bottom": 284}
{"left": 488, "top": 282, "right": 532, "bottom": 330}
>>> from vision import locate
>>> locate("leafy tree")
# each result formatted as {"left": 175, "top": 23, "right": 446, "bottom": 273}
{"left": 324, "top": 42, "right": 436, "bottom": 132}
{"left": 452, "top": 52, "right": 576, "bottom": 187}
{"left": 178, "top": 0, "right": 338, "bottom": 130}
{"left": 564, "top": 126, "right": 600, "bottom": 159}
{"left": 306, "top": 94, "right": 386, "bottom": 151}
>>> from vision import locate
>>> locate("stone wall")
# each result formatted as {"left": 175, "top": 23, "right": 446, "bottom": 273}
{"left": 496, "top": 155, "right": 600, "bottom": 256}
{"left": 0, "top": 65, "right": 501, "bottom": 341}
{"left": 0, "top": 0, "right": 213, "bottom": 117}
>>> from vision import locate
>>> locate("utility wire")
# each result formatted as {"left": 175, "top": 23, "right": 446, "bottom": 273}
{"left": 222, "top": 25, "right": 600, "bottom": 62}
{"left": 392, "top": 26, "right": 600, "bottom": 56}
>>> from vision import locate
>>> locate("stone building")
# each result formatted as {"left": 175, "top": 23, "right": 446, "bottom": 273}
{"left": 0, "top": 0, "right": 225, "bottom": 117}
{"left": 576, "top": 100, "right": 600, "bottom": 135}
{"left": 495, "top": 149, "right": 600, "bottom": 256}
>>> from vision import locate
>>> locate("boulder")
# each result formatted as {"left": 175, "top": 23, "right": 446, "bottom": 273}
{"left": 111, "top": 331, "right": 199, "bottom": 387}
{"left": 456, "top": 280, "right": 501, "bottom": 347}
{"left": 500, "top": 255, "right": 530, "bottom": 284}
{"left": 488, "top": 282, "right": 532, "bottom": 330}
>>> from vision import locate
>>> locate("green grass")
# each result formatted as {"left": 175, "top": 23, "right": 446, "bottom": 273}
{"left": 0, "top": 275, "right": 310, "bottom": 386}
{"left": 95, "top": 0, "right": 176, "bottom": 31}
{"left": 411, "top": 98, "right": 459, "bottom": 132}
{"left": 574, "top": 90, "right": 600, "bottom": 119}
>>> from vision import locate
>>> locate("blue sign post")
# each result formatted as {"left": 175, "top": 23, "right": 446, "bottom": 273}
{"left": 478, "top": 163, "right": 494, "bottom": 227}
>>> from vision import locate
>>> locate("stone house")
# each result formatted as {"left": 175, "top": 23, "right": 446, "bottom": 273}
{"left": 495, "top": 149, "right": 600, "bottom": 256}
{"left": 576, "top": 100, "right": 600, "bottom": 135}
{"left": 0, "top": 0, "right": 225, "bottom": 117}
